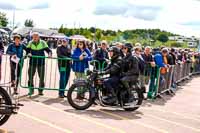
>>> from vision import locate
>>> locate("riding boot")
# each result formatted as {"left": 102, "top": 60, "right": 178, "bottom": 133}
{"left": 127, "top": 88, "right": 134, "bottom": 103}
{"left": 123, "top": 82, "right": 134, "bottom": 103}
{"left": 102, "top": 88, "right": 117, "bottom": 104}
{"left": 141, "top": 86, "right": 146, "bottom": 93}
{"left": 141, "top": 86, "right": 146, "bottom": 100}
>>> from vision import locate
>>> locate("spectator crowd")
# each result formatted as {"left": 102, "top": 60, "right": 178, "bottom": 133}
{"left": 0, "top": 32, "right": 200, "bottom": 98}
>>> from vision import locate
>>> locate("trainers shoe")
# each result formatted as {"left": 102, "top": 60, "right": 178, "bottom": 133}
{"left": 59, "top": 95, "right": 67, "bottom": 98}
{"left": 76, "top": 94, "right": 85, "bottom": 100}
{"left": 38, "top": 91, "right": 44, "bottom": 96}
{"left": 13, "top": 88, "right": 18, "bottom": 95}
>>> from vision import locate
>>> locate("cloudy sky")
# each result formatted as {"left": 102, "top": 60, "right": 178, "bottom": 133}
{"left": 0, "top": 0, "right": 200, "bottom": 37}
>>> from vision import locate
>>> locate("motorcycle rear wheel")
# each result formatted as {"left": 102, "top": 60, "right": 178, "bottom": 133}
{"left": 0, "top": 87, "right": 12, "bottom": 126}
{"left": 124, "top": 89, "right": 143, "bottom": 112}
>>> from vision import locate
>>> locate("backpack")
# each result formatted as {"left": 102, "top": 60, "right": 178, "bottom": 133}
{"left": 134, "top": 55, "right": 145, "bottom": 74}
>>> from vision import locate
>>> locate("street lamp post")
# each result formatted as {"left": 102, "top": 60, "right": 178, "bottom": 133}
{"left": 12, "top": 10, "right": 15, "bottom": 30}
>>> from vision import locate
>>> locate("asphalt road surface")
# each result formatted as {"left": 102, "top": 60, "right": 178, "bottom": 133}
{"left": 1, "top": 75, "right": 200, "bottom": 133}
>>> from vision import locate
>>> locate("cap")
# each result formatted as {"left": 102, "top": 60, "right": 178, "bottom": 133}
{"left": 124, "top": 43, "right": 133, "bottom": 49}
{"left": 101, "top": 40, "right": 107, "bottom": 45}
{"left": 13, "top": 34, "right": 21, "bottom": 40}
{"left": 62, "top": 37, "right": 69, "bottom": 42}
{"left": 31, "top": 32, "right": 40, "bottom": 36}
{"left": 135, "top": 42, "right": 142, "bottom": 47}
{"left": 162, "top": 48, "right": 169, "bottom": 53}
{"left": 108, "top": 47, "right": 113, "bottom": 52}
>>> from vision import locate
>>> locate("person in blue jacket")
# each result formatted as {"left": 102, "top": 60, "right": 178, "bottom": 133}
{"left": 6, "top": 35, "right": 27, "bottom": 94}
{"left": 154, "top": 51, "right": 166, "bottom": 68}
{"left": 154, "top": 48, "right": 169, "bottom": 93}
{"left": 72, "top": 40, "right": 92, "bottom": 78}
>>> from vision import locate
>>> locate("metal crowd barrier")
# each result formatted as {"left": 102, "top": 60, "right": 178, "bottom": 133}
{"left": 1, "top": 52, "right": 200, "bottom": 98}
{"left": 157, "top": 65, "right": 174, "bottom": 94}
{"left": 193, "top": 59, "right": 200, "bottom": 75}
{"left": 147, "top": 61, "right": 199, "bottom": 99}
{"left": 175, "top": 62, "right": 192, "bottom": 83}
{"left": 0, "top": 54, "right": 12, "bottom": 86}
{"left": 19, "top": 55, "right": 102, "bottom": 95}
{"left": 0, "top": 54, "right": 22, "bottom": 99}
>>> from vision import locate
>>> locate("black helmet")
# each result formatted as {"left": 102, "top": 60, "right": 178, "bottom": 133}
{"left": 124, "top": 43, "right": 132, "bottom": 49}
{"left": 108, "top": 46, "right": 121, "bottom": 57}
{"left": 124, "top": 43, "right": 133, "bottom": 52}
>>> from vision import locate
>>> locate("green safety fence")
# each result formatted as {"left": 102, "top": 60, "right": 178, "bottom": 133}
{"left": 147, "top": 66, "right": 161, "bottom": 99}
{"left": 18, "top": 54, "right": 199, "bottom": 98}
{"left": 19, "top": 55, "right": 102, "bottom": 95}
{"left": 147, "top": 62, "right": 195, "bottom": 99}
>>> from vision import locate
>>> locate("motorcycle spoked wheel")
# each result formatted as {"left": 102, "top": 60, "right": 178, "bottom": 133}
{"left": 0, "top": 87, "right": 12, "bottom": 126}
{"left": 67, "top": 84, "right": 95, "bottom": 110}
{"left": 123, "top": 89, "right": 143, "bottom": 112}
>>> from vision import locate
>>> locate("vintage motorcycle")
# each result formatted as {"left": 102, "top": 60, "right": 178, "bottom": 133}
{"left": 0, "top": 86, "right": 20, "bottom": 126}
{"left": 67, "top": 69, "right": 144, "bottom": 111}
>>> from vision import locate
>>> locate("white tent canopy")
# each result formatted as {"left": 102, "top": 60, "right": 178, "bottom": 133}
{"left": 51, "top": 33, "right": 68, "bottom": 39}
{"left": 0, "top": 29, "right": 8, "bottom": 34}
{"left": 69, "top": 35, "right": 87, "bottom": 40}
{"left": 12, "top": 27, "right": 66, "bottom": 38}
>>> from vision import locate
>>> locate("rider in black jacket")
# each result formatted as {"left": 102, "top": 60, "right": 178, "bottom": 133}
{"left": 121, "top": 43, "right": 140, "bottom": 103}
{"left": 101, "top": 46, "right": 123, "bottom": 104}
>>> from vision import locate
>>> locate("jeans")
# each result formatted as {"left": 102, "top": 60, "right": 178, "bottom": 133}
{"left": 159, "top": 74, "right": 166, "bottom": 93}
{"left": 171, "top": 71, "right": 176, "bottom": 89}
{"left": 0, "top": 64, "right": 1, "bottom": 81}
{"left": 104, "top": 76, "right": 120, "bottom": 96}
{"left": 59, "top": 67, "right": 71, "bottom": 96}
{"left": 10, "top": 61, "right": 21, "bottom": 87}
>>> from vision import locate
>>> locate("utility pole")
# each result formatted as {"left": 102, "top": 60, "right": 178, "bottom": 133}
{"left": 12, "top": 10, "right": 15, "bottom": 30}
{"left": 79, "top": 22, "right": 81, "bottom": 35}
{"left": 73, "top": 21, "right": 76, "bottom": 29}
{"left": 94, "top": 25, "right": 96, "bottom": 42}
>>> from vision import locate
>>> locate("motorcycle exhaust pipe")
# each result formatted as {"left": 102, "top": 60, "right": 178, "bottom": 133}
{"left": 0, "top": 109, "right": 13, "bottom": 115}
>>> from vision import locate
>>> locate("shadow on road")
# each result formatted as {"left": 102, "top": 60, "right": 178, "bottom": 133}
{"left": 19, "top": 95, "right": 70, "bottom": 106}
{"left": 42, "top": 98, "right": 69, "bottom": 106}
{"left": 64, "top": 108, "right": 143, "bottom": 120}
{"left": 142, "top": 76, "right": 196, "bottom": 107}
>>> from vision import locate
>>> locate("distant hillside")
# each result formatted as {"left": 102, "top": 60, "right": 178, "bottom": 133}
{"left": 58, "top": 25, "right": 177, "bottom": 42}
{"left": 57, "top": 25, "right": 189, "bottom": 48}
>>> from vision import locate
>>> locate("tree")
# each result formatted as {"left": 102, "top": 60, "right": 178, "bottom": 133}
{"left": 89, "top": 27, "right": 96, "bottom": 33}
{"left": 24, "top": 19, "right": 34, "bottom": 27}
{"left": 96, "top": 30, "right": 102, "bottom": 41}
{"left": 58, "top": 24, "right": 64, "bottom": 33}
{"left": 170, "top": 42, "right": 182, "bottom": 47}
{"left": 0, "top": 12, "right": 8, "bottom": 27}
{"left": 157, "top": 34, "right": 169, "bottom": 43}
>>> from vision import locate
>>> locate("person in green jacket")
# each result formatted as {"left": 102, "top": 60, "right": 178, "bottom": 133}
{"left": 26, "top": 32, "right": 52, "bottom": 95}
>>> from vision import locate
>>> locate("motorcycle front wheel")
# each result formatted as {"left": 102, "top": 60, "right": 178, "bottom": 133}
{"left": 67, "top": 84, "right": 94, "bottom": 110}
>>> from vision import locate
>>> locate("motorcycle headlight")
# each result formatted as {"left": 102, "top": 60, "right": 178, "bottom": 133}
{"left": 84, "top": 68, "right": 91, "bottom": 76}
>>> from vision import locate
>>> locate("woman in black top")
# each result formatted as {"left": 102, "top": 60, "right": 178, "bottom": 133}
{"left": 56, "top": 38, "right": 71, "bottom": 98}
